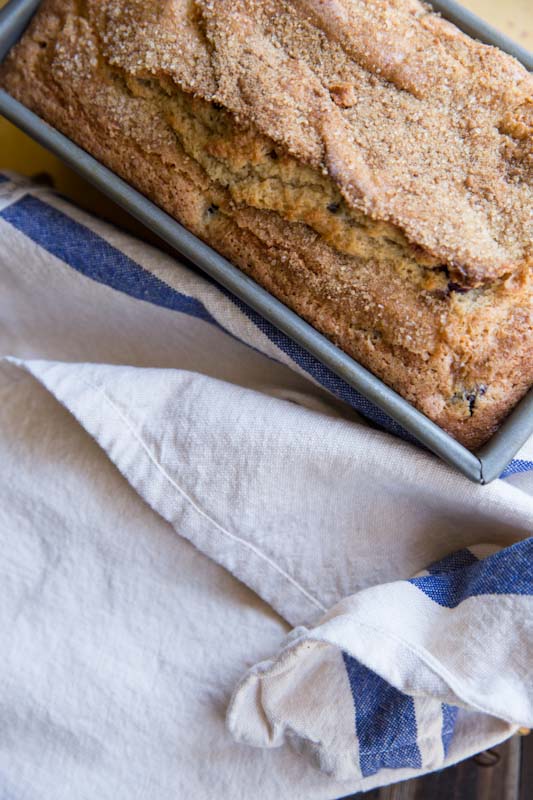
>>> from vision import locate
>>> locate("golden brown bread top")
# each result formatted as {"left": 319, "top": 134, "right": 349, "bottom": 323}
{"left": 85, "top": 0, "right": 533, "bottom": 287}
{"left": 2, "top": 0, "right": 533, "bottom": 448}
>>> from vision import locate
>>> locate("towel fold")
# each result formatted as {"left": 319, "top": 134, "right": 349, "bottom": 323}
{"left": 1, "top": 171, "right": 533, "bottom": 797}
{"left": 228, "top": 542, "right": 532, "bottom": 781}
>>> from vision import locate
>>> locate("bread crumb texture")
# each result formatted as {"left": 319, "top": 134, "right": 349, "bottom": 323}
{"left": 1, "top": 0, "right": 532, "bottom": 449}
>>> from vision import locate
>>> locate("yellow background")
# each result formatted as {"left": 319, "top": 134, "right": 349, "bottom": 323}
{"left": 0, "top": 0, "right": 532, "bottom": 231}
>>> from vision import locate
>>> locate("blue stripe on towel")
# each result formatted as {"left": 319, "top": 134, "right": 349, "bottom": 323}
{"left": 501, "top": 460, "right": 533, "bottom": 479}
{"left": 441, "top": 704, "right": 459, "bottom": 756}
{"left": 0, "top": 194, "right": 413, "bottom": 440}
{"left": 0, "top": 174, "right": 9, "bottom": 184}
{"left": 342, "top": 653, "right": 422, "bottom": 777}
{"left": 410, "top": 538, "right": 533, "bottom": 608}
{"left": 0, "top": 195, "right": 221, "bottom": 328}
{"left": 427, "top": 549, "right": 478, "bottom": 575}
{"left": 221, "top": 290, "right": 415, "bottom": 442}
{"left": 2, "top": 191, "right": 532, "bottom": 468}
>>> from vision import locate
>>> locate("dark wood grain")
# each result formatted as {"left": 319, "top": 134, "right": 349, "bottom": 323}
{"left": 343, "top": 735, "right": 526, "bottom": 800}
{"left": 519, "top": 732, "right": 533, "bottom": 800}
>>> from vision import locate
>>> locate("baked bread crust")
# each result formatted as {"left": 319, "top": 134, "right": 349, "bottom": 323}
{"left": 1, "top": 0, "right": 532, "bottom": 449}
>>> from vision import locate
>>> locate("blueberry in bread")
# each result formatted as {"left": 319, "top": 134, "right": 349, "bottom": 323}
{"left": 1, "top": 0, "right": 532, "bottom": 449}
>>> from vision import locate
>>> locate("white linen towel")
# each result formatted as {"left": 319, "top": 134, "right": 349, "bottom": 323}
{"left": 1, "top": 171, "right": 533, "bottom": 797}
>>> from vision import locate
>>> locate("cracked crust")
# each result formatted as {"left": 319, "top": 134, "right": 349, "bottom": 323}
{"left": 1, "top": 0, "right": 532, "bottom": 449}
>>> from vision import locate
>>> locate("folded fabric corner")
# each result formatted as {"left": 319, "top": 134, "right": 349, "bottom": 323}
{"left": 228, "top": 637, "right": 364, "bottom": 781}
{"left": 228, "top": 542, "right": 533, "bottom": 784}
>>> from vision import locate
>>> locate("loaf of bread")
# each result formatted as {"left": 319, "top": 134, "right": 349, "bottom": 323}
{"left": 2, "top": 0, "right": 532, "bottom": 449}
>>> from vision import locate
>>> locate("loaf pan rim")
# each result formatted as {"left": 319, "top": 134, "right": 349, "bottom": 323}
{"left": 1, "top": 0, "right": 532, "bottom": 484}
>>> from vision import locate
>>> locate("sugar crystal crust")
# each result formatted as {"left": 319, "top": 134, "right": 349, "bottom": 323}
{"left": 2, "top": 0, "right": 532, "bottom": 448}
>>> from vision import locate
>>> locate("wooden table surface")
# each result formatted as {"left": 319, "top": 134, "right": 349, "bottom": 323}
{"left": 1, "top": 1, "right": 532, "bottom": 798}
{"left": 345, "top": 733, "right": 533, "bottom": 799}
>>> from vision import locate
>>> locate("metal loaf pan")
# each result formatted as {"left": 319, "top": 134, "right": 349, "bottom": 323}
{"left": 1, "top": 0, "right": 532, "bottom": 483}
